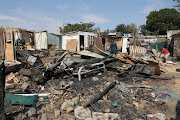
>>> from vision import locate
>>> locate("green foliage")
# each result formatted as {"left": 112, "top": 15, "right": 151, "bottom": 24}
{"left": 59, "top": 22, "right": 95, "bottom": 33}
{"left": 146, "top": 8, "right": 180, "bottom": 35}
{"left": 139, "top": 24, "right": 151, "bottom": 36}
{"left": 115, "top": 23, "right": 138, "bottom": 35}
{"left": 0, "top": 26, "right": 4, "bottom": 30}
{"left": 102, "top": 29, "right": 116, "bottom": 34}
{"left": 102, "top": 29, "right": 110, "bottom": 34}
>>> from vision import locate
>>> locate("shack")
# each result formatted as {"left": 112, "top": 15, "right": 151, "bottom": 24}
{"left": 4, "top": 28, "right": 35, "bottom": 50}
{"left": 101, "top": 33, "right": 123, "bottom": 50}
{"left": 35, "top": 31, "right": 48, "bottom": 50}
{"left": 4, "top": 28, "right": 35, "bottom": 62}
{"left": 169, "top": 33, "right": 180, "bottom": 57}
{"left": 137, "top": 35, "right": 167, "bottom": 52}
{"left": 62, "top": 31, "right": 97, "bottom": 51}
{"left": 47, "top": 33, "right": 62, "bottom": 49}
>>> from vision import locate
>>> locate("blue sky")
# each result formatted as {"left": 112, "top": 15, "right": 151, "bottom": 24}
{"left": 0, "top": 0, "right": 176, "bottom": 33}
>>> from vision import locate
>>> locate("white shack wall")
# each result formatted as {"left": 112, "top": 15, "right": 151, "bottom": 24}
{"left": 122, "top": 37, "right": 128, "bottom": 53}
{"left": 35, "top": 32, "right": 48, "bottom": 50}
{"left": 62, "top": 34, "right": 79, "bottom": 50}
{"left": 62, "top": 32, "right": 97, "bottom": 51}
{"left": 78, "top": 32, "right": 97, "bottom": 51}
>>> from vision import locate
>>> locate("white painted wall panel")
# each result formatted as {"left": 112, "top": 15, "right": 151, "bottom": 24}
{"left": 122, "top": 37, "right": 128, "bottom": 53}
{"left": 35, "top": 32, "right": 48, "bottom": 49}
{"left": 62, "top": 35, "right": 79, "bottom": 50}
{"left": 62, "top": 32, "right": 97, "bottom": 51}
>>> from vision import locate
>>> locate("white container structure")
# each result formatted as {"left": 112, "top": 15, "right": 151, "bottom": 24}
{"left": 62, "top": 31, "right": 97, "bottom": 51}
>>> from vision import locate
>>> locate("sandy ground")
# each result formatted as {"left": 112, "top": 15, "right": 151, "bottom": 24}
{"left": 146, "top": 62, "right": 180, "bottom": 119}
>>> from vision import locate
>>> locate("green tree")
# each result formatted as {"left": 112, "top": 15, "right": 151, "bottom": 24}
{"left": 115, "top": 24, "right": 127, "bottom": 34}
{"left": 102, "top": 29, "right": 110, "bottom": 34}
{"left": 59, "top": 22, "right": 95, "bottom": 33}
{"left": 146, "top": 8, "right": 180, "bottom": 35}
{"left": 0, "top": 26, "right": 4, "bottom": 30}
{"left": 115, "top": 23, "right": 138, "bottom": 35}
{"left": 129, "top": 23, "right": 138, "bottom": 34}
{"left": 102, "top": 29, "right": 116, "bottom": 34}
{"left": 139, "top": 24, "right": 151, "bottom": 36}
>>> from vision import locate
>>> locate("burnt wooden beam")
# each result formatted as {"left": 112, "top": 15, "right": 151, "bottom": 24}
{"left": 83, "top": 82, "right": 117, "bottom": 108}
{"left": 0, "top": 61, "right": 5, "bottom": 119}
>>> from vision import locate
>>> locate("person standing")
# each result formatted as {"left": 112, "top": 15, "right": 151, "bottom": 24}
{"left": 126, "top": 38, "right": 131, "bottom": 55}
{"left": 159, "top": 47, "right": 170, "bottom": 63}
{"left": 15, "top": 38, "right": 19, "bottom": 48}
{"left": 29, "top": 35, "right": 34, "bottom": 48}
{"left": 110, "top": 39, "right": 117, "bottom": 55}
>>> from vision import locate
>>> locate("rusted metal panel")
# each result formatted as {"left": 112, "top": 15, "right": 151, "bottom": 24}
{"left": 94, "top": 30, "right": 104, "bottom": 51}
{"left": 5, "top": 31, "right": 15, "bottom": 62}
{"left": 173, "top": 34, "right": 180, "bottom": 57}
{"left": 0, "top": 30, "right": 5, "bottom": 59}
{"left": 102, "top": 37, "right": 122, "bottom": 50}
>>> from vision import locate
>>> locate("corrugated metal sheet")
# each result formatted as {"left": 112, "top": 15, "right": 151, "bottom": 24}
{"left": 48, "top": 33, "right": 62, "bottom": 49}
{"left": 35, "top": 32, "right": 48, "bottom": 50}
{"left": 173, "top": 34, "right": 180, "bottom": 57}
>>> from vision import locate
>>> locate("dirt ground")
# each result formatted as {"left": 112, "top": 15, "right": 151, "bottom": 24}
{"left": 144, "top": 63, "right": 180, "bottom": 119}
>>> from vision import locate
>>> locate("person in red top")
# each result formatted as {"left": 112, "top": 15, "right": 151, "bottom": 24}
{"left": 159, "top": 47, "right": 170, "bottom": 62}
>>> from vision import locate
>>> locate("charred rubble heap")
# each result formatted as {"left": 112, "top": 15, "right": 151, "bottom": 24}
{"left": 2, "top": 49, "right": 177, "bottom": 120}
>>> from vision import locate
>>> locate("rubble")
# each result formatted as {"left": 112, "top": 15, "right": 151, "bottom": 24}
{"left": 61, "top": 100, "right": 75, "bottom": 110}
{"left": 147, "top": 113, "right": 167, "bottom": 120}
{"left": 92, "top": 77, "right": 99, "bottom": 81}
{"left": 74, "top": 106, "right": 92, "bottom": 119}
{"left": 176, "top": 68, "right": 180, "bottom": 72}
{"left": 21, "top": 82, "right": 29, "bottom": 91}
{"left": 27, "top": 107, "right": 37, "bottom": 117}
{"left": 92, "top": 112, "right": 120, "bottom": 120}
{"left": 1, "top": 47, "right": 180, "bottom": 120}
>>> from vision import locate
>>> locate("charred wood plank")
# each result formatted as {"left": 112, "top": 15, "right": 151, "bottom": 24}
{"left": 83, "top": 82, "right": 117, "bottom": 108}
{"left": 0, "top": 61, "right": 5, "bottom": 119}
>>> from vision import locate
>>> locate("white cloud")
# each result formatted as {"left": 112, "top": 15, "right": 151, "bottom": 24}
{"left": 0, "top": 8, "right": 64, "bottom": 33}
{"left": 0, "top": 14, "right": 26, "bottom": 22}
{"left": 141, "top": 0, "right": 164, "bottom": 14}
{"left": 56, "top": 4, "right": 68, "bottom": 10}
{"left": 82, "top": 14, "right": 109, "bottom": 23}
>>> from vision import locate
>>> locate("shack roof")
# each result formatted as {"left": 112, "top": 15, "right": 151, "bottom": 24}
{"left": 48, "top": 33, "right": 62, "bottom": 36}
{"left": 62, "top": 31, "right": 96, "bottom": 36}
{"left": 5, "top": 28, "right": 35, "bottom": 33}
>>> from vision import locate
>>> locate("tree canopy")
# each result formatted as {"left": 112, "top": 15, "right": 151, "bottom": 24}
{"left": 0, "top": 26, "right": 4, "bottom": 30}
{"left": 102, "top": 29, "right": 116, "bottom": 34}
{"left": 59, "top": 22, "right": 95, "bottom": 33}
{"left": 146, "top": 8, "right": 180, "bottom": 35}
{"left": 115, "top": 23, "right": 138, "bottom": 35}
{"left": 139, "top": 24, "right": 151, "bottom": 36}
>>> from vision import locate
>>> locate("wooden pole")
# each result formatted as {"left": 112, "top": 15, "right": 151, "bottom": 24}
{"left": 0, "top": 61, "right": 5, "bottom": 119}
{"left": 133, "top": 33, "right": 136, "bottom": 57}
{"left": 156, "top": 44, "right": 158, "bottom": 54}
